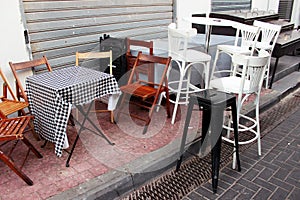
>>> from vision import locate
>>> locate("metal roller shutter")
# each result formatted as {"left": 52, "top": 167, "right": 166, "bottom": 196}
{"left": 278, "top": 0, "right": 294, "bottom": 20}
{"left": 212, "top": 0, "right": 252, "bottom": 12}
{"left": 21, "top": 0, "right": 173, "bottom": 69}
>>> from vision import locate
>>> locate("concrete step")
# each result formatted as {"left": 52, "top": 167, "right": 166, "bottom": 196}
{"left": 270, "top": 55, "right": 300, "bottom": 83}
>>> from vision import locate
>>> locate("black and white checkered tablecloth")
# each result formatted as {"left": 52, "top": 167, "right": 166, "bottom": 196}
{"left": 26, "top": 66, "right": 121, "bottom": 157}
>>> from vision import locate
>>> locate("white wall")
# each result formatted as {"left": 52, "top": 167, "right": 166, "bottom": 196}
{"left": 252, "top": 0, "right": 280, "bottom": 12}
{"left": 0, "top": 0, "right": 31, "bottom": 96}
{"left": 291, "top": 0, "right": 300, "bottom": 28}
{"left": 176, "top": 0, "right": 211, "bottom": 29}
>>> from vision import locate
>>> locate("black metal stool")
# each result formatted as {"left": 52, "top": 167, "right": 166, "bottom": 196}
{"left": 176, "top": 89, "right": 241, "bottom": 193}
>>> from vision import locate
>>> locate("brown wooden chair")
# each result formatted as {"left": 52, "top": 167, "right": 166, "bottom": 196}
{"left": 0, "top": 68, "right": 41, "bottom": 141}
{"left": 9, "top": 56, "right": 52, "bottom": 102}
{"left": 0, "top": 116, "right": 43, "bottom": 185}
{"left": 116, "top": 52, "right": 171, "bottom": 134}
{"left": 0, "top": 68, "right": 29, "bottom": 119}
{"left": 126, "top": 38, "right": 154, "bottom": 82}
{"left": 75, "top": 50, "right": 114, "bottom": 123}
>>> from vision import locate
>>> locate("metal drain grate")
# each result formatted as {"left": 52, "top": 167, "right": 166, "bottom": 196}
{"left": 123, "top": 89, "right": 300, "bottom": 200}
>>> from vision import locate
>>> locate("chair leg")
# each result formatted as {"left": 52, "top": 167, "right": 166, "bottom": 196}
{"left": 22, "top": 137, "right": 43, "bottom": 158}
{"left": 0, "top": 151, "right": 33, "bottom": 185}
{"left": 110, "top": 111, "right": 114, "bottom": 123}
{"left": 264, "top": 57, "right": 271, "bottom": 89}
{"left": 171, "top": 75, "right": 184, "bottom": 124}
{"left": 256, "top": 102, "right": 262, "bottom": 156}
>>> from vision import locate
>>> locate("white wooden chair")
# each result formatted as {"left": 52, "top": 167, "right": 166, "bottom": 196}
{"left": 253, "top": 20, "right": 281, "bottom": 88}
{"left": 210, "top": 49, "right": 269, "bottom": 168}
{"left": 158, "top": 23, "right": 211, "bottom": 124}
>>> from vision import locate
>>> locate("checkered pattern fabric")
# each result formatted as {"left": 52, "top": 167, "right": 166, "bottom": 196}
{"left": 26, "top": 66, "right": 120, "bottom": 157}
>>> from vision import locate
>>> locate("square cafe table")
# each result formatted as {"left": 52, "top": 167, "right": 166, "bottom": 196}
{"left": 26, "top": 66, "right": 121, "bottom": 165}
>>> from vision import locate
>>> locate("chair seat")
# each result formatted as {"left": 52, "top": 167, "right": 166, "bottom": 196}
{"left": 0, "top": 100, "right": 29, "bottom": 117}
{"left": 217, "top": 45, "right": 252, "bottom": 55}
{"left": 120, "top": 82, "right": 162, "bottom": 100}
{"left": 255, "top": 42, "right": 272, "bottom": 51}
{"left": 210, "top": 76, "right": 254, "bottom": 94}
{"left": 175, "top": 49, "right": 211, "bottom": 63}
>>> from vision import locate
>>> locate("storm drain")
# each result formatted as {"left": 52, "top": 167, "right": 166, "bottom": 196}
{"left": 123, "top": 90, "right": 300, "bottom": 200}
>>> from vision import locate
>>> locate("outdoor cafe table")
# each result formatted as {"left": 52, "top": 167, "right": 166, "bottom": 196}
{"left": 26, "top": 66, "right": 121, "bottom": 166}
{"left": 184, "top": 17, "right": 239, "bottom": 53}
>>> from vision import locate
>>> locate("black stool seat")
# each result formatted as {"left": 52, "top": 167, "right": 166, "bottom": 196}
{"left": 176, "top": 89, "right": 241, "bottom": 193}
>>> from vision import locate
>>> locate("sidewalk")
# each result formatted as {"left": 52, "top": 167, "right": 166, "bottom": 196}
{"left": 184, "top": 90, "right": 300, "bottom": 200}
{"left": 0, "top": 55, "right": 299, "bottom": 200}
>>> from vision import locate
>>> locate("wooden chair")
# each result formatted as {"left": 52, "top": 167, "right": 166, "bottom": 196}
{"left": 9, "top": 56, "right": 75, "bottom": 134}
{"left": 253, "top": 20, "right": 281, "bottom": 88}
{"left": 0, "top": 68, "right": 29, "bottom": 119}
{"left": 126, "top": 38, "right": 154, "bottom": 82}
{"left": 116, "top": 52, "right": 171, "bottom": 134}
{"left": 210, "top": 50, "right": 269, "bottom": 166}
{"left": 0, "top": 116, "right": 43, "bottom": 185}
{"left": 9, "top": 55, "right": 52, "bottom": 102}
{"left": 75, "top": 50, "right": 114, "bottom": 123}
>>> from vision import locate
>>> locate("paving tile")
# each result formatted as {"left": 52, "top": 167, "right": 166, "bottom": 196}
{"left": 274, "top": 168, "right": 291, "bottom": 180}
{"left": 187, "top": 191, "right": 210, "bottom": 200}
{"left": 272, "top": 160, "right": 296, "bottom": 172}
{"left": 221, "top": 167, "right": 242, "bottom": 179}
{"left": 202, "top": 182, "right": 225, "bottom": 195}
{"left": 230, "top": 183, "right": 245, "bottom": 193}
{"left": 194, "top": 186, "right": 219, "bottom": 199}
{"left": 270, "top": 187, "right": 290, "bottom": 199}
{"left": 257, "top": 167, "right": 275, "bottom": 181}
{"left": 214, "top": 179, "right": 232, "bottom": 190}
{"left": 37, "top": 183, "right": 60, "bottom": 199}
{"left": 259, "top": 160, "right": 280, "bottom": 171}
{"left": 253, "top": 163, "right": 264, "bottom": 171}
{"left": 219, "top": 174, "right": 237, "bottom": 185}
{"left": 243, "top": 168, "right": 260, "bottom": 181}
{"left": 287, "top": 188, "right": 300, "bottom": 200}
{"left": 237, "top": 178, "right": 260, "bottom": 192}
{"left": 285, "top": 177, "right": 300, "bottom": 189}
{"left": 253, "top": 177, "right": 277, "bottom": 191}
{"left": 269, "top": 177, "right": 294, "bottom": 192}
{"left": 236, "top": 188, "right": 256, "bottom": 199}
{"left": 218, "top": 188, "right": 239, "bottom": 199}
{"left": 252, "top": 188, "right": 272, "bottom": 200}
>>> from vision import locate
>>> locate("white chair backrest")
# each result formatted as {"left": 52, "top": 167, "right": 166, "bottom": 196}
{"left": 232, "top": 50, "right": 269, "bottom": 93}
{"left": 253, "top": 20, "right": 281, "bottom": 52}
{"left": 168, "top": 23, "right": 197, "bottom": 61}
{"left": 232, "top": 23, "right": 261, "bottom": 55}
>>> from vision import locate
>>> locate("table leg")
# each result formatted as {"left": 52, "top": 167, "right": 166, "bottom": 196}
{"left": 205, "top": 25, "right": 212, "bottom": 53}
{"left": 269, "top": 57, "right": 279, "bottom": 89}
{"left": 65, "top": 102, "right": 115, "bottom": 167}
{"left": 65, "top": 103, "right": 92, "bottom": 167}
